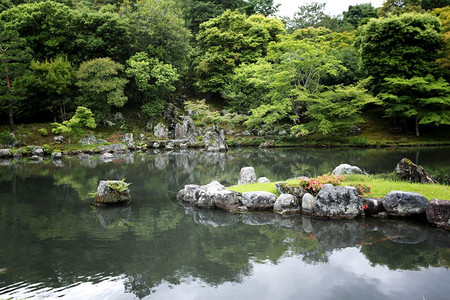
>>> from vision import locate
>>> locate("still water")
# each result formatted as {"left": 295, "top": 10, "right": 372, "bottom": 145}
{"left": 0, "top": 147, "right": 449, "bottom": 299}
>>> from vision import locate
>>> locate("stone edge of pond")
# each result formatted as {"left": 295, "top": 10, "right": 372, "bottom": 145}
{"left": 177, "top": 180, "right": 450, "bottom": 231}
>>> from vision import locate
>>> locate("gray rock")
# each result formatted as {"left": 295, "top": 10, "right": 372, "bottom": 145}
{"left": 238, "top": 167, "right": 257, "bottom": 185}
{"left": 382, "top": 191, "right": 428, "bottom": 217}
{"left": 51, "top": 152, "right": 62, "bottom": 159}
{"left": 165, "top": 142, "right": 174, "bottom": 150}
{"left": 347, "top": 125, "right": 361, "bottom": 136}
{"left": 279, "top": 130, "right": 287, "bottom": 135}
{"left": 175, "top": 116, "right": 195, "bottom": 140}
{"left": 241, "top": 191, "right": 276, "bottom": 210}
{"left": 105, "top": 120, "right": 115, "bottom": 126}
{"left": 242, "top": 130, "right": 251, "bottom": 136}
{"left": 78, "top": 153, "right": 91, "bottom": 159}
{"left": 122, "top": 133, "right": 134, "bottom": 148}
{"left": 195, "top": 181, "right": 227, "bottom": 208}
{"left": 377, "top": 212, "right": 388, "bottom": 219}
{"left": 154, "top": 123, "right": 169, "bottom": 139}
{"left": 0, "top": 149, "right": 12, "bottom": 158}
{"left": 152, "top": 142, "right": 160, "bottom": 149}
{"left": 203, "top": 128, "right": 227, "bottom": 151}
{"left": 257, "top": 177, "right": 270, "bottom": 183}
{"left": 177, "top": 184, "right": 201, "bottom": 203}
{"left": 331, "top": 164, "right": 365, "bottom": 176}
{"left": 31, "top": 147, "right": 44, "bottom": 156}
{"left": 313, "top": 184, "right": 362, "bottom": 219}
{"left": 180, "top": 143, "right": 188, "bottom": 149}
{"left": 53, "top": 136, "right": 65, "bottom": 144}
{"left": 30, "top": 155, "right": 41, "bottom": 161}
{"left": 395, "top": 158, "right": 437, "bottom": 184}
{"left": 110, "top": 143, "right": 128, "bottom": 153}
{"left": 426, "top": 199, "right": 450, "bottom": 230}
{"left": 213, "top": 189, "right": 242, "bottom": 212}
{"left": 97, "top": 145, "right": 112, "bottom": 153}
{"left": 99, "top": 153, "right": 114, "bottom": 162}
{"left": 275, "top": 182, "right": 305, "bottom": 200}
{"left": 274, "top": 193, "right": 301, "bottom": 215}
{"left": 114, "top": 112, "right": 124, "bottom": 122}
{"left": 302, "top": 193, "right": 315, "bottom": 215}
{"left": 79, "top": 135, "right": 97, "bottom": 145}
{"left": 259, "top": 140, "right": 275, "bottom": 148}
{"left": 94, "top": 180, "right": 131, "bottom": 206}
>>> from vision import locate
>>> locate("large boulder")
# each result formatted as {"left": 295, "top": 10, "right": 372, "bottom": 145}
{"left": 427, "top": 199, "right": 450, "bottom": 230}
{"left": 203, "top": 128, "right": 227, "bottom": 151}
{"left": 241, "top": 191, "right": 276, "bottom": 210}
{"left": 274, "top": 193, "right": 301, "bottom": 215}
{"left": 175, "top": 116, "right": 195, "bottom": 140}
{"left": 331, "top": 164, "right": 365, "bottom": 176}
{"left": 302, "top": 193, "right": 315, "bottom": 215}
{"left": 79, "top": 135, "right": 97, "bottom": 145}
{"left": 238, "top": 167, "right": 257, "bottom": 185}
{"left": 313, "top": 184, "right": 362, "bottom": 219}
{"left": 154, "top": 123, "right": 169, "bottom": 139}
{"left": 0, "top": 149, "right": 12, "bottom": 158}
{"left": 94, "top": 180, "right": 131, "bottom": 206}
{"left": 382, "top": 191, "right": 428, "bottom": 217}
{"left": 122, "top": 133, "right": 134, "bottom": 148}
{"left": 177, "top": 181, "right": 242, "bottom": 211}
{"left": 395, "top": 158, "right": 437, "bottom": 184}
{"left": 275, "top": 182, "right": 305, "bottom": 200}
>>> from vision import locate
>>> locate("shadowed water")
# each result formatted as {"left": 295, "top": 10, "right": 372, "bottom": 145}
{"left": 0, "top": 147, "right": 449, "bottom": 299}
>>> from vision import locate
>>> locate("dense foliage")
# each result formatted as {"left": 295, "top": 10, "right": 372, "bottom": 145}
{"left": 0, "top": 0, "right": 448, "bottom": 137}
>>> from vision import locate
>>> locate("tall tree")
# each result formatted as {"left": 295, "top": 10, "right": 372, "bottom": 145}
{"left": 342, "top": 3, "right": 378, "bottom": 29}
{"left": 0, "top": 21, "right": 31, "bottom": 132}
{"left": 378, "top": 0, "right": 424, "bottom": 17}
{"left": 194, "top": 10, "right": 285, "bottom": 95}
{"left": 287, "top": 2, "right": 342, "bottom": 32}
{"left": 76, "top": 57, "right": 128, "bottom": 121}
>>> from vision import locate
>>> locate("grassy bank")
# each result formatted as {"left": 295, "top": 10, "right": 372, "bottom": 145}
{"left": 228, "top": 175, "right": 450, "bottom": 200}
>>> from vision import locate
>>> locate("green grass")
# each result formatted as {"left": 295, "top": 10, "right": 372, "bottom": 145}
{"left": 228, "top": 175, "right": 450, "bottom": 201}
{"left": 341, "top": 174, "right": 450, "bottom": 200}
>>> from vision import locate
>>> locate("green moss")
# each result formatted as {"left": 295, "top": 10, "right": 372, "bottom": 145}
{"left": 228, "top": 182, "right": 279, "bottom": 194}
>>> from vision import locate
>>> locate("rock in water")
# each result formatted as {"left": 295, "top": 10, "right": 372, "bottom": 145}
{"left": 241, "top": 191, "right": 276, "bottom": 210}
{"left": 94, "top": 180, "right": 131, "bottom": 206}
{"left": 313, "top": 184, "right": 362, "bottom": 219}
{"left": 302, "top": 193, "right": 315, "bottom": 215}
{"left": 238, "top": 167, "right": 256, "bottom": 185}
{"left": 382, "top": 191, "right": 428, "bottom": 217}
{"left": 395, "top": 158, "right": 437, "bottom": 184}
{"left": 426, "top": 199, "right": 450, "bottom": 230}
{"left": 203, "top": 127, "right": 227, "bottom": 151}
{"left": 331, "top": 164, "right": 365, "bottom": 175}
{"left": 274, "top": 193, "right": 301, "bottom": 215}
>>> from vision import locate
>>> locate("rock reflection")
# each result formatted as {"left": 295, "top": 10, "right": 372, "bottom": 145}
{"left": 96, "top": 205, "right": 132, "bottom": 228}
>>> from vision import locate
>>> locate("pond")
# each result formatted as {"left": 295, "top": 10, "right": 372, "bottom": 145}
{"left": 0, "top": 147, "right": 449, "bottom": 299}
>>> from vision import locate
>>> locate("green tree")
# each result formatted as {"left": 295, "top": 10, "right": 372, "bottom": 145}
{"left": 432, "top": 6, "right": 450, "bottom": 74}
{"left": 378, "top": 0, "right": 424, "bottom": 17}
{"left": 342, "top": 3, "right": 378, "bottom": 29}
{"left": 287, "top": 2, "right": 342, "bottom": 32}
{"left": 194, "top": 10, "right": 285, "bottom": 94}
{"left": 295, "top": 84, "right": 380, "bottom": 135}
{"left": 0, "top": 21, "right": 31, "bottom": 132}
{"left": 76, "top": 57, "right": 128, "bottom": 121}
{"left": 356, "top": 13, "right": 443, "bottom": 93}
{"left": 379, "top": 75, "right": 450, "bottom": 136}
{"left": 421, "top": 0, "right": 450, "bottom": 10}
{"left": 51, "top": 106, "right": 96, "bottom": 144}
{"left": 21, "top": 56, "right": 74, "bottom": 120}
{"left": 126, "top": 52, "right": 179, "bottom": 119}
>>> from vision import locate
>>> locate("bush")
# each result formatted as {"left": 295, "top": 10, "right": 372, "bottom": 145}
{"left": 38, "top": 128, "right": 48, "bottom": 136}
{"left": 42, "top": 144, "right": 53, "bottom": 154}
{"left": 0, "top": 131, "right": 16, "bottom": 145}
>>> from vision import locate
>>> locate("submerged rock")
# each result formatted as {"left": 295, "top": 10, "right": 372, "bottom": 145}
{"left": 382, "top": 191, "right": 428, "bottom": 217}
{"left": 313, "top": 184, "right": 362, "bottom": 219}
{"left": 238, "top": 167, "right": 257, "bottom": 185}
{"left": 94, "top": 180, "right": 131, "bottom": 206}
{"left": 395, "top": 158, "right": 437, "bottom": 184}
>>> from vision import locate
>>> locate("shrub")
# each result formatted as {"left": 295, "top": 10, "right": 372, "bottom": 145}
{"left": 0, "top": 131, "right": 16, "bottom": 145}
{"left": 299, "top": 174, "right": 346, "bottom": 196}
{"left": 38, "top": 128, "right": 48, "bottom": 136}
{"left": 42, "top": 144, "right": 53, "bottom": 154}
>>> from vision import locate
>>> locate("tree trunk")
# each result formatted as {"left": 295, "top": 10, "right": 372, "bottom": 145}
{"left": 1, "top": 49, "right": 14, "bottom": 132}
{"left": 415, "top": 116, "right": 420, "bottom": 137}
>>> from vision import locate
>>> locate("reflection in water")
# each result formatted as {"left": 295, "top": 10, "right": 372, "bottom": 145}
{"left": 0, "top": 147, "right": 449, "bottom": 299}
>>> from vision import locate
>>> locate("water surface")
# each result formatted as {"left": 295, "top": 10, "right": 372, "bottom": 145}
{"left": 0, "top": 147, "right": 449, "bottom": 299}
